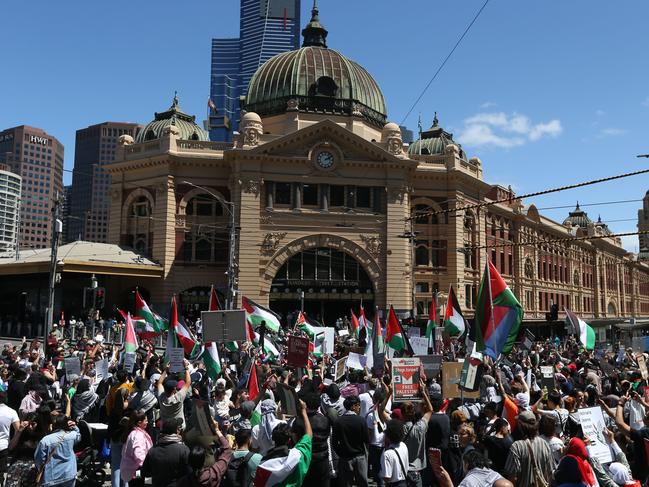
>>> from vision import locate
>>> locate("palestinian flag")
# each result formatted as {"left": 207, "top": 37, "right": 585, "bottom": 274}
{"left": 358, "top": 306, "right": 370, "bottom": 335}
{"left": 209, "top": 285, "right": 221, "bottom": 311}
{"left": 117, "top": 309, "right": 151, "bottom": 338}
{"left": 242, "top": 296, "right": 281, "bottom": 333}
{"left": 202, "top": 341, "right": 222, "bottom": 380}
{"left": 225, "top": 341, "right": 239, "bottom": 352}
{"left": 365, "top": 307, "right": 385, "bottom": 370}
{"left": 169, "top": 296, "right": 199, "bottom": 356}
{"left": 350, "top": 309, "right": 360, "bottom": 337}
{"left": 385, "top": 305, "right": 406, "bottom": 352}
{"left": 248, "top": 361, "right": 260, "bottom": 402}
{"left": 250, "top": 400, "right": 262, "bottom": 427}
{"left": 425, "top": 292, "right": 437, "bottom": 339}
{"left": 253, "top": 436, "right": 312, "bottom": 487}
{"left": 135, "top": 290, "right": 168, "bottom": 333}
{"left": 444, "top": 286, "right": 466, "bottom": 337}
{"left": 296, "top": 312, "right": 316, "bottom": 339}
{"left": 247, "top": 322, "right": 280, "bottom": 358}
{"left": 565, "top": 308, "right": 595, "bottom": 350}
{"left": 475, "top": 261, "right": 524, "bottom": 360}
{"left": 124, "top": 313, "right": 139, "bottom": 353}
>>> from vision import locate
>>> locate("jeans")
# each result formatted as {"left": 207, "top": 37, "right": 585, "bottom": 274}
{"left": 368, "top": 445, "right": 385, "bottom": 487}
{"left": 110, "top": 442, "right": 125, "bottom": 487}
{"left": 337, "top": 454, "right": 368, "bottom": 487}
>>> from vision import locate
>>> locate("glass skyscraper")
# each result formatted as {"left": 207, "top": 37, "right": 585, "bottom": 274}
{"left": 209, "top": 0, "right": 301, "bottom": 142}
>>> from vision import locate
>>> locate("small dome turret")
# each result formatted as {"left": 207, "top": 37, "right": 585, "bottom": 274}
{"left": 136, "top": 93, "right": 209, "bottom": 143}
{"left": 408, "top": 113, "right": 468, "bottom": 161}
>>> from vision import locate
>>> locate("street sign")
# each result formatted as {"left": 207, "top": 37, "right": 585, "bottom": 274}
{"left": 202, "top": 310, "right": 247, "bottom": 342}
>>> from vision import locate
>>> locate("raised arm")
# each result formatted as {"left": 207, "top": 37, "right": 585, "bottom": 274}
{"left": 419, "top": 379, "right": 433, "bottom": 422}
{"left": 615, "top": 395, "right": 631, "bottom": 435}
{"left": 298, "top": 399, "right": 313, "bottom": 438}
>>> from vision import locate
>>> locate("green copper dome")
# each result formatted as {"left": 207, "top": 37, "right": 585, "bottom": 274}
{"left": 243, "top": 3, "right": 387, "bottom": 127}
{"left": 408, "top": 114, "right": 468, "bottom": 161}
{"left": 563, "top": 203, "right": 593, "bottom": 228}
{"left": 136, "top": 94, "right": 209, "bottom": 143}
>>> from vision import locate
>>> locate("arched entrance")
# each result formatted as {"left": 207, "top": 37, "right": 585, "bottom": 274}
{"left": 269, "top": 247, "right": 375, "bottom": 326}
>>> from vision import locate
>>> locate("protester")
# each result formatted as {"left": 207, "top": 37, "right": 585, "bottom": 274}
{"left": 120, "top": 409, "right": 153, "bottom": 486}
{"left": 34, "top": 415, "right": 81, "bottom": 487}
{"left": 141, "top": 418, "right": 190, "bottom": 487}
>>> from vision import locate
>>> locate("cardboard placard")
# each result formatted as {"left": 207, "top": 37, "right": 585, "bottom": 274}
{"left": 287, "top": 335, "right": 309, "bottom": 368}
{"left": 578, "top": 407, "right": 613, "bottom": 464}
{"left": 410, "top": 336, "right": 429, "bottom": 356}
{"left": 540, "top": 366, "right": 555, "bottom": 390}
{"left": 419, "top": 354, "right": 443, "bottom": 378}
{"left": 95, "top": 359, "right": 109, "bottom": 381}
{"left": 65, "top": 357, "right": 81, "bottom": 379}
{"left": 460, "top": 354, "right": 483, "bottom": 392}
{"left": 168, "top": 348, "right": 185, "bottom": 374}
{"left": 347, "top": 352, "right": 366, "bottom": 370}
{"left": 392, "top": 357, "right": 421, "bottom": 402}
{"left": 442, "top": 362, "right": 480, "bottom": 399}
{"left": 201, "top": 310, "right": 247, "bottom": 342}
{"left": 335, "top": 356, "right": 348, "bottom": 382}
{"left": 122, "top": 352, "right": 136, "bottom": 374}
{"left": 312, "top": 327, "right": 335, "bottom": 354}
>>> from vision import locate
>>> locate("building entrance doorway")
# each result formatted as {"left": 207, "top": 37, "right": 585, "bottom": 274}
{"left": 269, "top": 248, "right": 374, "bottom": 326}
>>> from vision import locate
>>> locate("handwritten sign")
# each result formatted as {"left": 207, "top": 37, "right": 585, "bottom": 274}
{"left": 335, "top": 356, "right": 348, "bottom": 381}
{"left": 346, "top": 352, "right": 366, "bottom": 370}
{"left": 410, "top": 336, "right": 429, "bottom": 356}
{"left": 168, "top": 348, "right": 185, "bottom": 374}
{"left": 95, "top": 359, "right": 108, "bottom": 381}
{"left": 287, "top": 335, "right": 309, "bottom": 368}
{"left": 578, "top": 407, "right": 612, "bottom": 464}
{"left": 392, "top": 357, "right": 421, "bottom": 402}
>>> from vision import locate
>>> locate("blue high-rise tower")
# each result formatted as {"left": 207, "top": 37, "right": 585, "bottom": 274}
{"left": 209, "top": 0, "right": 301, "bottom": 142}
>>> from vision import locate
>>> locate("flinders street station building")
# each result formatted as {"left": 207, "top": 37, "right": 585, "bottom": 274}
{"left": 2, "top": 5, "right": 649, "bottom": 338}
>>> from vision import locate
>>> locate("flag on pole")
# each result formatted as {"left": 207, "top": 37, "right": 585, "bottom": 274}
{"left": 365, "top": 307, "right": 385, "bottom": 370}
{"left": 565, "top": 308, "right": 595, "bottom": 350}
{"left": 117, "top": 308, "right": 152, "bottom": 338}
{"left": 350, "top": 309, "right": 360, "bottom": 337}
{"left": 385, "top": 305, "right": 406, "bottom": 352}
{"left": 209, "top": 285, "right": 221, "bottom": 311}
{"left": 169, "top": 296, "right": 199, "bottom": 356}
{"left": 208, "top": 98, "right": 216, "bottom": 112}
{"left": 248, "top": 362, "right": 260, "bottom": 402}
{"left": 124, "top": 312, "right": 139, "bottom": 353}
{"left": 247, "top": 322, "right": 279, "bottom": 358}
{"left": 358, "top": 306, "right": 370, "bottom": 336}
{"left": 296, "top": 312, "right": 316, "bottom": 339}
{"left": 425, "top": 292, "right": 437, "bottom": 339}
{"left": 444, "top": 286, "right": 467, "bottom": 337}
{"left": 242, "top": 296, "right": 281, "bottom": 333}
{"left": 475, "top": 261, "right": 524, "bottom": 360}
{"left": 202, "top": 341, "right": 222, "bottom": 380}
{"left": 225, "top": 341, "right": 239, "bottom": 352}
{"left": 135, "top": 291, "right": 168, "bottom": 333}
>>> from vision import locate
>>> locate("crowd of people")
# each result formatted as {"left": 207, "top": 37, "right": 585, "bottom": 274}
{"left": 0, "top": 317, "right": 648, "bottom": 487}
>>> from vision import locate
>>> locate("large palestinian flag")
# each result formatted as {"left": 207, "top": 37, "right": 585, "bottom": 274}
{"left": 242, "top": 296, "right": 281, "bottom": 333}
{"left": 253, "top": 436, "right": 312, "bottom": 487}
{"left": 565, "top": 308, "right": 595, "bottom": 350}
{"left": 444, "top": 286, "right": 467, "bottom": 337}
{"left": 135, "top": 290, "right": 168, "bottom": 334}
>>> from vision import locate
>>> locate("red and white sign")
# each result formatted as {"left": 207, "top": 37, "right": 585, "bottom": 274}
{"left": 392, "top": 357, "right": 421, "bottom": 401}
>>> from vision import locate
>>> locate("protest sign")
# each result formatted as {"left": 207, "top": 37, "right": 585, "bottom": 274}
{"left": 335, "top": 356, "right": 348, "bottom": 381}
{"left": 168, "top": 348, "right": 185, "bottom": 373}
{"left": 638, "top": 354, "right": 649, "bottom": 380}
{"left": 312, "top": 327, "right": 335, "bottom": 354}
{"left": 442, "top": 362, "right": 480, "bottom": 399}
{"left": 347, "top": 352, "right": 366, "bottom": 370}
{"left": 338, "top": 329, "right": 349, "bottom": 337}
{"left": 201, "top": 310, "right": 246, "bottom": 342}
{"left": 123, "top": 352, "right": 136, "bottom": 373}
{"left": 95, "top": 359, "right": 109, "bottom": 381}
{"left": 460, "top": 353, "right": 483, "bottom": 392}
{"left": 410, "top": 336, "right": 428, "bottom": 356}
{"left": 540, "top": 366, "right": 555, "bottom": 390}
{"left": 392, "top": 357, "right": 421, "bottom": 401}
{"left": 408, "top": 327, "right": 421, "bottom": 338}
{"left": 578, "top": 407, "right": 612, "bottom": 463}
{"left": 617, "top": 346, "right": 626, "bottom": 363}
{"left": 287, "top": 335, "right": 309, "bottom": 368}
{"left": 65, "top": 357, "right": 81, "bottom": 379}
{"left": 522, "top": 329, "right": 535, "bottom": 350}
{"left": 419, "top": 354, "right": 443, "bottom": 377}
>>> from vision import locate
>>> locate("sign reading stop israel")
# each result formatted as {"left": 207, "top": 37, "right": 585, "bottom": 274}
{"left": 391, "top": 357, "right": 421, "bottom": 402}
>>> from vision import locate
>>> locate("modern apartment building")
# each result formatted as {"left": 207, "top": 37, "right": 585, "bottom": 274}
{"left": 0, "top": 126, "right": 64, "bottom": 249}
{"left": 0, "top": 164, "right": 21, "bottom": 254}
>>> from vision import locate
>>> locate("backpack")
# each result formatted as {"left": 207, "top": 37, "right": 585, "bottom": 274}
{"left": 221, "top": 451, "right": 254, "bottom": 487}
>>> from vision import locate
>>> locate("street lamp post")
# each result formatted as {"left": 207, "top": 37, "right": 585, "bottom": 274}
{"left": 183, "top": 181, "right": 238, "bottom": 309}
{"left": 45, "top": 193, "right": 62, "bottom": 344}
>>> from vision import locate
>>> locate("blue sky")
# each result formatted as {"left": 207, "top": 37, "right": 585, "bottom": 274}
{"left": 1, "top": 1, "right": 648, "bottom": 251}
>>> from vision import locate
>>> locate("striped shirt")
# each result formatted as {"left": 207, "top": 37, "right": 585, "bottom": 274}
{"left": 504, "top": 437, "right": 553, "bottom": 487}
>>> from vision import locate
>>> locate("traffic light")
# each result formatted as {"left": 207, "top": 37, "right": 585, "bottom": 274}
{"left": 83, "top": 287, "right": 95, "bottom": 309}
{"left": 95, "top": 288, "right": 106, "bottom": 310}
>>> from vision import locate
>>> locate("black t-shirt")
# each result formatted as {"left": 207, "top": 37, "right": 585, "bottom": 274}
{"left": 629, "top": 426, "right": 649, "bottom": 477}
{"left": 427, "top": 413, "right": 450, "bottom": 449}
{"left": 482, "top": 435, "right": 513, "bottom": 475}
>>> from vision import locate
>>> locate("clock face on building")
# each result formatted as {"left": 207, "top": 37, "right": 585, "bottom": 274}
{"left": 316, "top": 151, "right": 335, "bottom": 169}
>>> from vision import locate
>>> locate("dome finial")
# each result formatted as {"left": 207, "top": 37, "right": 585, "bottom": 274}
{"left": 433, "top": 112, "right": 439, "bottom": 127}
{"left": 171, "top": 91, "right": 180, "bottom": 110}
{"left": 575, "top": 201, "right": 580, "bottom": 211}
{"left": 302, "top": 0, "right": 328, "bottom": 47}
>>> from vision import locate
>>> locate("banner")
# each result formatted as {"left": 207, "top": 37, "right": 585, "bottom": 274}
{"left": 287, "top": 336, "right": 309, "bottom": 368}
{"left": 391, "top": 357, "right": 421, "bottom": 402}
{"left": 578, "top": 407, "right": 613, "bottom": 463}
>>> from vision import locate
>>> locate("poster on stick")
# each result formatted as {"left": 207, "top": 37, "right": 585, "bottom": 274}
{"left": 392, "top": 357, "right": 421, "bottom": 402}
{"left": 578, "top": 407, "right": 612, "bottom": 464}
{"left": 287, "top": 335, "right": 309, "bottom": 368}
{"left": 168, "top": 348, "right": 185, "bottom": 373}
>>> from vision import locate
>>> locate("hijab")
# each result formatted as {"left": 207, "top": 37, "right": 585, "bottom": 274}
{"left": 564, "top": 438, "right": 596, "bottom": 487}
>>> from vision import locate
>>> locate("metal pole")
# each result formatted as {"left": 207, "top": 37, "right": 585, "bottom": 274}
{"left": 227, "top": 202, "right": 236, "bottom": 310}
{"left": 44, "top": 193, "right": 62, "bottom": 345}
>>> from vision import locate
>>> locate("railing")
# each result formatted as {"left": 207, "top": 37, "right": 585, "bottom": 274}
{"left": 176, "top": 140, "right": 233, "bottom": 151}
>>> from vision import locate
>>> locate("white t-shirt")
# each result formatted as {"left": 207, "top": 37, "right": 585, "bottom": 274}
{"left": 0, "top": 404, "right": 19, "bottom": 450}
{"left": 380, "top": 442, "right": 409, "bottom": 483}
{"left": 366, "top": 408, "right": 386, "bottom": 447}
{"left": 213, "top": 389, "right": 232, "bottom": 418}
{"left": 359, "top": 391, "right": 374, "bottom": 419}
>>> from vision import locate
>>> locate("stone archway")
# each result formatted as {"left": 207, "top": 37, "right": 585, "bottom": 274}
{"left": 607, "top": 300, "right": 618, "bottom": 316}
{"left": 261, "top": 234, "right": 383, "bottom": 304}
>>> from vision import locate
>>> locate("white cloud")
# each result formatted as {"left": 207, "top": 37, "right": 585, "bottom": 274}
{"left": 480, "top": 101, "right": 497, "bottom": 109}
{"left": 599, "top": 127, "right": 627, "bottom": 137}
{"left": 457, "top": 111, "right": 562, "bottom": 149}
{"left": 595, "top": 109, "right": 605, "bottom": 117}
